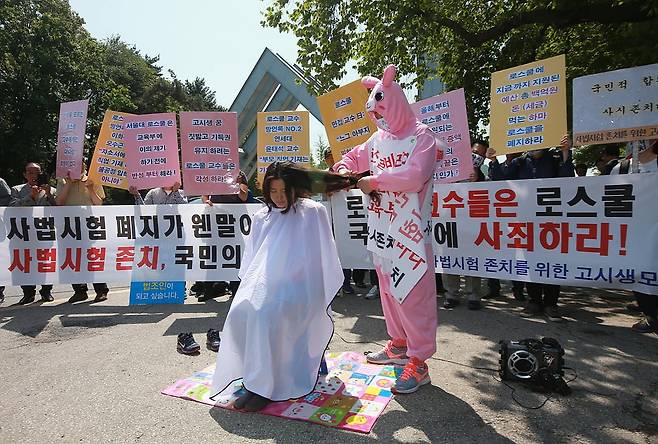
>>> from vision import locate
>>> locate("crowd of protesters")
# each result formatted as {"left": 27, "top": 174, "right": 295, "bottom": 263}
{"left": 1, "top": 137, "right": 657, "bottom": 337}
{"left": 335, "top": 136, "right": 658, "bottom": 335}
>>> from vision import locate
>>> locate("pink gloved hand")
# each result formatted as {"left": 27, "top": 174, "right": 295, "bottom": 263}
{"left": 357, "top": 176, "right": 377, "bottom": 194}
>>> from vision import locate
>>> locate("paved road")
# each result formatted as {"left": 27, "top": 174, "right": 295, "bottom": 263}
{"left": 0, "top": 283, "right": 656, "bottom": 443}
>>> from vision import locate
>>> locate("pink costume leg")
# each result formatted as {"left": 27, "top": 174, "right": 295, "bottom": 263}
{"left": 376, "top": 264, "right": 407, "bottom": 346}
{"left": 379, "top": 244, "right": 437, "bottom": 361}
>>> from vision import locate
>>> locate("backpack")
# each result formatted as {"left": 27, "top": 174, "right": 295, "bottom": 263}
{"left": 618, "top": 159, "right": 631, "bottom": 175}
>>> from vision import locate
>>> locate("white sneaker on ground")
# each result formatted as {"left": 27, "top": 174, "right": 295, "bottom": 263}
{"left": 365, "top": 285, "right": 380, "bottom": 300}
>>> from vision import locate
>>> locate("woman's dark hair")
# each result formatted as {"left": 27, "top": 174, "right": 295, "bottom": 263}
{"left": 262, "top": 161, "right": 359, "bottom": 213}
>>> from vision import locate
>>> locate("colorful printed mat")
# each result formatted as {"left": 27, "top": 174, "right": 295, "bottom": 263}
{"left": 161, "top": 351, "right": 400, "bottom": 433}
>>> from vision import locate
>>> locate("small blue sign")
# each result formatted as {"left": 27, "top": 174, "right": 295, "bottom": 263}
{"left": 129, "top": 281, "right": 186, "bottom": 305}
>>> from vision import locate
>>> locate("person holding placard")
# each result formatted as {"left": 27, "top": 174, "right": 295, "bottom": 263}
{"left": 56, "top": 161, "right": 109, "bottom": 303}
{"left": 194, "top": 171, "right": 258, "bottom": 302}
{"left": 10, "top": 162, "right": 57, "bottom": 304}
{"left": 610, "top": 139, "right": 658, "bottom": 334}
{"left": 442, "top": 154, "right": 487, "bottom": 311}
{"left": 485, "top": 149, "right": 526, "bottom": 302}
{"left": 128, "top": 182, "right": 187, "bottom": 205}
{"left": 610, "top": 139, "right": 658, "bottom": 175}
{"left": 597, "top": 145, "right": 622, "bottom": 175}
{"left": 487, "top": 135, "right": 574, "bottom": 321}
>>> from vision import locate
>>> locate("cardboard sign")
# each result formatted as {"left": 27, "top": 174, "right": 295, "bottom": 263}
{"left": 490, "top": 55, "right": 567, "bottom": 154}
{"left": 573, "top": 63, "right": 658, "bottom": 145}
{"left": 56, "top": 99, "right": 89, "bottom": 179}
{"left": 317, "top": 80, "right": 377, "bottom": 160}
{"left": 180, "top": 112, "right": 240, "bottom": 195}
{"left": 411, "top": 88, "right": 472, "bottom": 183}
{"left": 256, "top": 111, "right": 310, "bottom": 186}
{"left": 123, "top": 113, "right": 181, "bottom": 189}
{"left": 88, "top": 110, "right": 131, "bottom": 190}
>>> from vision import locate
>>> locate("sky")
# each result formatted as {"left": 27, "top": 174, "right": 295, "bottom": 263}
{"left": 68, "top": 0, "right": 332, "bottom": 159}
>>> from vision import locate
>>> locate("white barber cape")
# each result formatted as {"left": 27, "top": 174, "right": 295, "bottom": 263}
{"left": 210, "top": 198, "right": 343, "bottom": 401}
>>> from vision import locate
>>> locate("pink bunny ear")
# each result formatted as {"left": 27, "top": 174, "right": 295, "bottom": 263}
{"left": 361, "top": 76, "right": 380, "bottom": 88}
{"left": 382, "top": 65, "right": 397, "bottom": 86}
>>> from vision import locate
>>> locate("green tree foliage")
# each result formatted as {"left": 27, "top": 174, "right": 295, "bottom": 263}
{"left": 573, "top": 142, "right": 627, "bottom": 169}
{"left": 262, "top": 0, "right": 658, "bottom": 139}
{"left": 311, "top": 135, "right": 329, "bottom": 170}
{"left": 0, "top": 0, "right": 224, "bottom": 187}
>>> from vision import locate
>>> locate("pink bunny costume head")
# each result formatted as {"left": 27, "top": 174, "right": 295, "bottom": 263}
{"left": 361, "top": 64, "right": 418, "bottom": 136}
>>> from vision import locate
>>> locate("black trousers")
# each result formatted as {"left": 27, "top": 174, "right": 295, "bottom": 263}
{"left": 228, "top": 280, "right": 240, "bottom": 295}
{"left": 21, "top": 284, "right": 53, "bottom": 295}
{"left": 72, "top": 283, "right": 108, "bottom": 294}
{"left": 370, "top": 270, "right": 378, "bottom": 286}
{"left": 635, "top": 291, "right": 657, "bottom": 319}
{"left": 526, "top": 283, "right": 560, "bottom": 307}
{"left": 435, "top": 274, "right": 445, "bottom": 291}
{"left": 488, "top": 279, "right": 524, "bottom": 294}
{"left": 343, "top": 269, "right": 368, "bottom": 286}
{"left": 352, "top": 269, "right": 366, "bottom": 285}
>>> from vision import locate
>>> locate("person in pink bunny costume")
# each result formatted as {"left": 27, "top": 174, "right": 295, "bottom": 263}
{"left": 334, "top": 64, "right": 442, "bottom": 394}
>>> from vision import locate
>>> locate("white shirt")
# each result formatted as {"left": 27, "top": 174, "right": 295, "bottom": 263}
{"left": 611, "top": 157, "right": 658, "bottom": 174}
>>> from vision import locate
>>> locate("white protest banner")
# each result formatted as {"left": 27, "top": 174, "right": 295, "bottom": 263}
{"left": 55, "top": 99, "right": 89, "bottom": 179}
{"left": 430, "top": 174, "right": 658, "bottom": 295}
{"left": 0, "top": 204, "right": 263, "bottom": 285}
{"left": 330, "top": 190, "right": 373, "bottom": 269}
{"left": 573, "top": 63, "right": 658, "bottom": 145}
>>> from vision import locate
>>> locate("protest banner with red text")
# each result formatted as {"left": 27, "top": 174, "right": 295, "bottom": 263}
{"left": 0, "top": 204, "right": 262, "bottom": 285}
{"left": 431, "top": 174, "right": 658, "bottom": 295}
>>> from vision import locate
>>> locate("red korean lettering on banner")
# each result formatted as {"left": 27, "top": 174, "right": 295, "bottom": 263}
{"left": 493, "top": 189, "right": 518, "bottom": 217}
{"left": 37, "top": 248, "right": 57, "bottom": 273}
{"left": 539, "top": 222, "right": 572, "bottom": 253}
{"left": 116, "top": 246, "right": 135, "bottom": 271}
{"left": 467, "top": 190, "right": 490, "bottom": 218}
{"left": 506, "top": 222, "right": 535, "bottom": 251}
{"left": 474, "top": 222, "right": 503, "bottom": 250}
